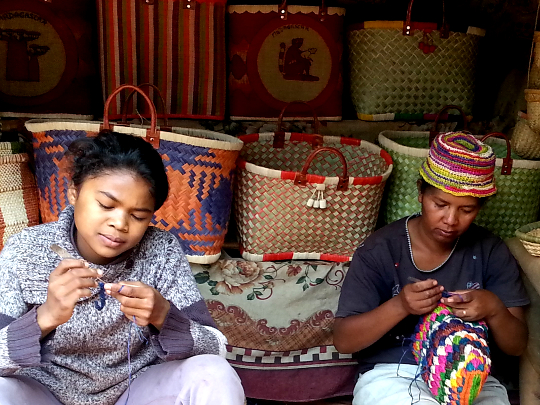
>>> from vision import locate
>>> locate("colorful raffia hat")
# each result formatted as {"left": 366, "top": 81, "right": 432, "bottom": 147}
{"left": 419, "top": 132, "right": 497, "bottom": 198}
{"left": 412, "top": 303, "right": 491, "bottom": 405}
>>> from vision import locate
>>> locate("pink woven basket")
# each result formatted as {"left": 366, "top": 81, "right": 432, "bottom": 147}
{"left": 235, "top": 133, "right": 393, "bottom": 262}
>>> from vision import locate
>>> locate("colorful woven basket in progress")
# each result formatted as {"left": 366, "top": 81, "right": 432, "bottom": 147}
{"left": 0, "top": 149, "right": 40, "bottom": 250}
{"left": 25, "top": 85, "right": 243, "bottom": 264}
{"left": 412, "top": 303, "right": 491, "bottom": 405}
{"left": 347, "top": 0, "right": 484, "bottom": 121}
{"left": 235, "top": 133, "right": 393, "bottom": 262}
{"left": 378, "top": 131, "right": 540, "bottom": 239}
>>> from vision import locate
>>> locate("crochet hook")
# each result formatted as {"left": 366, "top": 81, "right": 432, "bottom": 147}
{"left": 407, "top": 276, "right": 464, "bottom": 300}
{"left": 49, "top": 244, "right": 106, "bottom": 284}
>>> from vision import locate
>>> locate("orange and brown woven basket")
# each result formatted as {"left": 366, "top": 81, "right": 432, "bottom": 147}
{"left": 25, "top": 85, "right": 243, "bottom": 264}
{"left": 235, "top": 132, "right": 393, "bottom": 262}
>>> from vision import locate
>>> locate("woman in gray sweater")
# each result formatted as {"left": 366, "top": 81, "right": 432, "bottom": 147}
{"left": 0, "top": 130, "right": 245, "bottom": 405}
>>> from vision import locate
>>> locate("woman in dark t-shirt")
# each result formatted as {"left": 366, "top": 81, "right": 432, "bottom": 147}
{"left": 333, "top": 132, "right": 529, "bottom": 405}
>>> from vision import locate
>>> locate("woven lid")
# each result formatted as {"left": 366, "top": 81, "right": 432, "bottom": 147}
{"left": 419, "top": 132, "right": 496, "bottom": 198}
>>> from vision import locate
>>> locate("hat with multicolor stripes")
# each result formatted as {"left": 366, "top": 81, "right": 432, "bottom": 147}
{"left": 419, "top": 132, "right": 497, "bottom": 198}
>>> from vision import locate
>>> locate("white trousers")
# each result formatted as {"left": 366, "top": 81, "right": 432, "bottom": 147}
{"left": 0, "top": 354, "right": 245, "bottom": 405}
{"left": 353, "top": 363, "right": 510, "bottom": 405}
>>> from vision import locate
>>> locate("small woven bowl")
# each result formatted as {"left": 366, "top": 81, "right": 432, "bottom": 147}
{"left": 516, "top": 221, "right": 540, "bottom": 256}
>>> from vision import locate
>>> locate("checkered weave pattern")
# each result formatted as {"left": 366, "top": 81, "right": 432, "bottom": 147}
{"left": 26, "top": 121, "right": 242, "bottom": 264}
{"left": 378, "top": 131, "right": 540, "bottom": 239}
{"left": 235, "top": 133, "right": 392, "bottom": 261}
{"left": 419, "top": 132, "right": 496, "bottom": 198}
{"left": 412, "top": 303, "right": 491, "bottom": 405}
{"left": 348, "top": 25, "right": 482, "bottom": 119}
{"left": 0, "top": 149, "right": 40, "bottom": 250}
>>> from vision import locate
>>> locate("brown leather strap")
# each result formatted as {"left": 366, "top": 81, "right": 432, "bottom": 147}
{"left": 403, "top": 0, "right": 449, "bottom": 38}
{"left": 274, "top": 101, "right": 321, "bottom": 148}
{"left": 121, "top": 83, "right": 171, "bottom": 130}
{"left": 102, "top": 84, "right": 160, "bottom": 149}
{"left": 429, "top": 104, "right": 468, "bottom": 145}
{"left": 278, "top": 0, "right": 288, "bottom": 20}
{"left": 294, "top": 147, "right": 348, "bottom": 191}
{"left": 480, "top": 132, "right": 513, "bottom": 175}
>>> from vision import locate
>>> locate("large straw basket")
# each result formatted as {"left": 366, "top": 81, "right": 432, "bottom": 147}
{"left": 235, "top": 133, "right": 393, "bottom": 262}
{"left": 516, "top": 222, "right": 540, "bottom": 257}
{"left": 25, "top": 85, "right": 243, "bottom": 264}
{"left": 378, "top": 131, "right": 540, "bottom": 239}
{"left": 0, "top": 150, "right": 40, "bottom": 250}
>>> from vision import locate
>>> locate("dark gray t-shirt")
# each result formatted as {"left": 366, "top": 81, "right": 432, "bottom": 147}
{"left": 335, "top": 215, "right": 530, "bottom": 372}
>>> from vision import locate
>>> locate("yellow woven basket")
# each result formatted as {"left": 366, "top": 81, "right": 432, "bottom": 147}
{"left": 516, "top": 221, "right": 540, "bottom": 256}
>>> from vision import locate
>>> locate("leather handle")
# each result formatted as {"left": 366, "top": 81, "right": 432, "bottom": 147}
{"left": 278, "top": 0, "right": 288, "bottom": 20}
{"left": 294, "top": 147, "right": 349, "bottom": 191}
{"left": 274, "top": 101, "right": 322, "bottom": 148}
{"left": 102, "top": 84, "right": 160, "bottom": 149}
{"left": 403, "top": 0, "right": 449, "bottom": 38}
{"left": 279, "top": 0, "right": 326, "bottom": 21}
{"left": 429, "top": 104, "right": 468, "bottom": 145}
{"left": 120, "top": 83, "right": 170, "bottom": 130}
{"left": 480, "top": 132, "right": 513, "bottom": 175}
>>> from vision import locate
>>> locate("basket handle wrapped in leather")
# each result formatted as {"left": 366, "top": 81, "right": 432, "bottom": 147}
{"left": 120, "top": 83, "right": 172, "bottom": 131}
{"left": 481, "top": 132, "right": 513, "bottom": 175}
{"left": 278, "top": 0, "right": 327, "bottom": 21}
{"left": 403, "top": 0, "right": 449, "bottom": 38}
{"left": 429, "top": 104, "right": 469, "bottom": 145}
{"left": 102, "top": 84, "right": 160, "bottom": 149}
{"left": 274, "top": 101, "right": 322, "bottom": 148}
{"left": 294, "top": 147, "right": 348, "bottom": 191}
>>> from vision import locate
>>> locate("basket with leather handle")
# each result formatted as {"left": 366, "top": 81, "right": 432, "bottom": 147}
{"left": 25, "top": 84, "right": 243, "bottom": 263}
{"left": 235, "top": 122, "right": 393, "bottom": 261}
{"left": 348, "top": 0, "right": 484, "bottom": 121}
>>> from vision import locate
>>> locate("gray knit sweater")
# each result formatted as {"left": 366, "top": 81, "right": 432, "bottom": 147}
{"left": 0, "top": 206, "right": 226, "bottom": 405}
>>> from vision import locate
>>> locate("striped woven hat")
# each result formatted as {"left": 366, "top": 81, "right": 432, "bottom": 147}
{"left": 419, "top": 132, "right": 497, "bottom": 198}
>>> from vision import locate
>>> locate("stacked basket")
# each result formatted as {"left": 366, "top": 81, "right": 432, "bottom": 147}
{"left": 26, "top": 85, "right": 243, "bottom": 264}
{"left": 235, "top": 131, "right": 393, "bottom": 262}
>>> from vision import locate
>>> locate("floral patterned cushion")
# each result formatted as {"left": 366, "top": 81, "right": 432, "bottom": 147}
{"left": 191, "top": 259, "right": 357, "bottom": 402}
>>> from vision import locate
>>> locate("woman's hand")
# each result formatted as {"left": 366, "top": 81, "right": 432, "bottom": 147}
{"left": 37, "top": 259, "right": 102, "bottom": 336}
{"left": 441, "top": 289, "right": 505, "bottom": 322}
{"left": 105, "top": 282, "right": 171, "bottom": 329}
{"left": 399, "top": 279, "right": 444, "bottom": 316}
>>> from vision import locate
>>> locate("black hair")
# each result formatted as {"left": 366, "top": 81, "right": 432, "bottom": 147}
{"left": 417, "top": 178, "right": 488, "bottom": 207}
{"left": 66, "top": 130, "right": 169, "bottom": 211}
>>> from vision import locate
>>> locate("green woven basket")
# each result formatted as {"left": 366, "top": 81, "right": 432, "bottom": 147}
{"left": 378, "top": 131, "right": 540, "bottom": 240}
{"left": 516, "top": 221, "right": 540, "bottom": 256}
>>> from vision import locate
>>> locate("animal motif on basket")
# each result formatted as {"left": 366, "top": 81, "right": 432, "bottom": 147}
{"left": 412, "top": 303, "right": 491, "bottom": 405}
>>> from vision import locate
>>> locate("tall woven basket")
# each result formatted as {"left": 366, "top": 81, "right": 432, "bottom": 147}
{"left": 235, "top": 133, "right": 393, "bottom": 261}
{"left": 378, "top": 131, "right": 540, "bottom": 239}
{"left": 25, "top": 85, "right": 243, "bottom": 264}
{"left": 0, "top": 149, "right": 40, "bottom": 250}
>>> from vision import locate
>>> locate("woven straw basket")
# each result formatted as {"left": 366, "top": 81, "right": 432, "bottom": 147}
{"left": 378, "top": 131, "right": 540, "bottom": 239}
{"left": 235, "top": 132, "right": 393, "bottom": 262}
{"left": 25, "top": 85, "right": 243, "bottom": 264}
{"left": 516, "top": 222, "right": 540, "bottom": 257}
{"left": 0, "top": 149, "right": 40, "bottom": 250}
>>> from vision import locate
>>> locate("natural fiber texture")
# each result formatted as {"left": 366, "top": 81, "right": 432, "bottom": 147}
{"left": 419, "top": 133, "right": 496, "bottom": 198}
{"left": 26, "top": 120, "right": 242, "bottom": 264}
{"left": 511, "top": 117, "right": 540, "bottom": 159}
{"left": 348, "top": 26, "right": 482, "bottom": 119}
{"left": 516, "top": 221, "right": 540, "bottom": 256}
{"left": 0, "top": 150, "right": 40, "bottom": 250}
{"left": 379, "top": 131, "right": 540, "bottom": 239}
{"left": 235, "top": 134, "right": 392, "bottom": 261}
{"left": 412, "top": 303, "right": 491, "bottom": 405}
{"left": 97, "top": 0, "right": 227, "bottom": 120}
